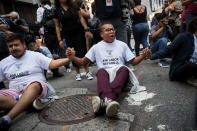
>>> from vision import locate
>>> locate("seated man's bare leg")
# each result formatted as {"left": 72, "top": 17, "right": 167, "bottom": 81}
{"left": 0, "top": 96, "right": 17, "bottom": 110}
{"left": 7, "top": 82, "right": 42, "bottom": 120}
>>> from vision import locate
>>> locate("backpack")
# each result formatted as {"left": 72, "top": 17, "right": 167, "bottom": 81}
{"left": 42, "top": 7, "right": 55, "bottom": 29}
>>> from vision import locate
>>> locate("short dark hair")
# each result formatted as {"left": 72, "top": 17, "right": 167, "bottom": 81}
{"left": 99, "top": 22, "right": 113, "bottom": 33}
{"left": 155, "top": 13, "right": 166, "bottom": 22}
{"left": 188, "top": 17, "right": 197, "bottom": 33}
{"left": 40, "top": 0, "right": 51, "bottom": 6}
{"left": 6, "top": 33, "right": 25, "bottom": 43}
{"left": 134, "top": 0, "right": 141, "bottom": 5}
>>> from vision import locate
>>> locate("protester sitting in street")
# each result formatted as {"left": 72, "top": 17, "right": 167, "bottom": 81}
{"left": 0, "top": 33, "right": 71, "bottom": 130}
{"left": 66, "top": 23, "right": 151, "bottom": 117}
{"left": 150, "top": 17, "right": 197, "bottom": 87}
{"left": 150, "top": 13, "right": 173, "bottom": 68}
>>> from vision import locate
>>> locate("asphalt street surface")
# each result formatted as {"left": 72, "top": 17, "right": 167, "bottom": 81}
{"left": 3, "top": 59, "right": 197, "bottom": 131}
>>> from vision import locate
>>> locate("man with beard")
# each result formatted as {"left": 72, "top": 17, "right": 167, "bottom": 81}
{"left": 66, "top": 23, "right": 151, "bottom": 117}
{"left": 0, "top": 33, "right": 70, "bottom": 130}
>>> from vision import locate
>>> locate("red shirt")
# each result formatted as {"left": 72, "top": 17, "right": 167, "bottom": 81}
{"left": 186, "top": 2, "right": 197, "bottom": 14}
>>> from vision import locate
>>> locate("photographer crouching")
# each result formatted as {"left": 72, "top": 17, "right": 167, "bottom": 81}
{"left": 2, "top": 11, "right": 29, "bottom": 43}
{"left": 150, "top": 13, "right": 173, "bottom": 68}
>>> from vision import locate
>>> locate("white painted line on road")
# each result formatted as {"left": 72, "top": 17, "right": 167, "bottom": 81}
{"left": 125, "top": 91, "right": 156, "bottom": 106}
{"left": 157, "top": 124, "right": 170, "bottom": 131}
{"left": 144, "top": 104, "right": 163, "bottom": 112}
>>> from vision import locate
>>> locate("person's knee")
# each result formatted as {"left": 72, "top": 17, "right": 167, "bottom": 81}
{"left": 119, "top": 66, "right": 129, "bottom": 73}
{"left": 97, "top": 68, "right": 107, "bottom": 74}
{"left": 159, "top": 38, "right": 168, "bottom": 45}
{"left": 28, "top": 82, "right": 42, "bottom": 93}
{"left": 97, "top": 68, "right": 108, "bottom": 76}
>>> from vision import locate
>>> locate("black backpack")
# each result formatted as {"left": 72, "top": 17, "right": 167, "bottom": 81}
{"left": 42, "top": 7, "right": 55, "bottom": 29}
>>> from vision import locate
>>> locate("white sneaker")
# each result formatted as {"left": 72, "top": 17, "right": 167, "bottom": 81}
{"left": 33, "top": 98, "right": 54, "bottom": 110}
{"left": 86, "top": 72, "right": 93, "bottom": 80}
{"left": 76, "top": 74, "right": 82, "bottom": 81}
{"left": 66, "top": 68, "right": 71, "bottom": 73}
{"left": 104, "top": 98, "right": 120, "bottom": 117}
{"left": 92, "top": 96, "right": 101, "bottom": 113}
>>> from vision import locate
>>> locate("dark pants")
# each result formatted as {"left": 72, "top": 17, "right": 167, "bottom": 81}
{"left": 45, "top": 31, "right": 60, "bottom": 75}
{"left": 173, "top": 63, "right": 197, "bottom": 82}
{"left": 96, "top": 66, "right": 129, "bottom": 100}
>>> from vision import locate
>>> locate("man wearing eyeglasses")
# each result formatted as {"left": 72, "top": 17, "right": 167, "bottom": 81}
{"left": 66, "top": 23, "right": 151, "bottom": 117}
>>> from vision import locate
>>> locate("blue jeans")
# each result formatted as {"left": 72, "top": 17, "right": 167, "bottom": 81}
{"left": 186, "top": 13, "right": 197, "bottom": 26}
{"left": 133, "top": 22, "right": 149, "bottom": 56}
{"left": 151, "top": 37, "right": 168, "bottom": 62}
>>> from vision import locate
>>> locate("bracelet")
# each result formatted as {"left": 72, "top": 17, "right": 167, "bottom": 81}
{"left": 58, "top": 40, "right": 62, "bottom": 42}
{"left": 84, "top": 27, "right": 90, "bottom": 32}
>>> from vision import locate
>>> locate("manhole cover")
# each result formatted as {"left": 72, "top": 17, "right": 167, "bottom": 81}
{"left": 39, "top": 94, "right": 96, "bottom": 125}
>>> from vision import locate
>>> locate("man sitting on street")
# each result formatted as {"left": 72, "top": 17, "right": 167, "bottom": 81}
{"left": 66, "top": 23, "right": 150, "bottom": 117}
{"left": 150, "top": 13, "right": 173, "bottom": 68}
{"left": 0, "top": 33, "right": 70, "bottom": 130}
{"left": 150, "top": 17, "right": 197, "bottom": 87}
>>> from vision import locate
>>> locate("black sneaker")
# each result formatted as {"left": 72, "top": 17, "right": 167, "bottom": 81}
{"left": 0, "top": 117, "right": 10, "bottom": 131}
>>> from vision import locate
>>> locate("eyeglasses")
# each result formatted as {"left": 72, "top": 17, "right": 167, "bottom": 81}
{"left": 104, "top": 28, "right": 115, "bottom": 32}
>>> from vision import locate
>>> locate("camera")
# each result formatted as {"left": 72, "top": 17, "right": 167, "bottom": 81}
{"left": 15, "top": 19, "right": 23, "bottom": 25}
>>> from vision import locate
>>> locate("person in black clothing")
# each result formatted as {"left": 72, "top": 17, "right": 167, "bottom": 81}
{"left": 37, "top": 0, "right": 64, "bottom": 78}
{"left": 150, "top": 17, "right": 197, "bottom": 87}
{"left": 130, "top": 0, "right": 149, "bottom": 56}
{"left": 53, "top": 0, "right": 93, "bottom": 81}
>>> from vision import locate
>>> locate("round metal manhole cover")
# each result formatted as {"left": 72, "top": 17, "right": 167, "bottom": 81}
{"left": 39, "top": 94, "right": 96, "bottom": 125}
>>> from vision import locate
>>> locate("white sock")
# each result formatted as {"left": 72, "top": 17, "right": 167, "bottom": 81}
{"left": 2, "top": 115, "right": 11, "bottom": 124}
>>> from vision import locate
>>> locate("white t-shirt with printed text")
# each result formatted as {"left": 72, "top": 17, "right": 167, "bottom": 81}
{"left": 0, "top": 50, "right": 52, "bottom": 89}
{"left": 85, "top": 39, "right": 135, "bottom": 70}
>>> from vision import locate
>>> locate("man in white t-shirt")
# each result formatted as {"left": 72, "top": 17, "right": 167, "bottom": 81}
{"left": 0, "top": 33, "right": 70, "bottom": 130}
{"left": 66, "top": 23, "right": 151, "bottom": 117}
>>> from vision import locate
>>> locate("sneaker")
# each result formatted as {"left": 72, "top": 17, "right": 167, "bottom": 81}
{"left": 33, "top": 98, "right": 53, "bottom": 110}
{"left": 158, "top": 61, "right": 169, "bottom": 68}
{"left": 92, "top": 96, "right": 101, "bottom": 113}
{"left": 76, "top": 74, "right": 82, "bottom": 81}
{"left": 104, "top": 98, "right": 120, "bottom": 117}
{"left": 66, "top": 68, "right": 71, "bottom": 73}
{"left": 0, "top": 118, "right": 10, "bottom": 130}
{"left": 86, "top": 72, "right": 93, "bottom": 80}
{"left": 187, "top": 77, "right": 197, "bottom": 87}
